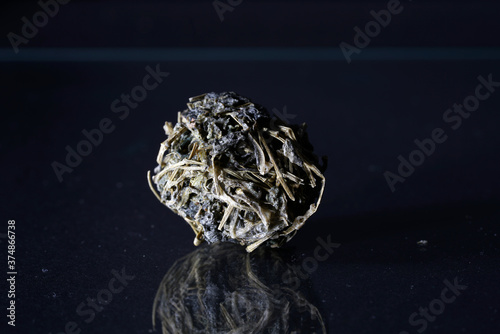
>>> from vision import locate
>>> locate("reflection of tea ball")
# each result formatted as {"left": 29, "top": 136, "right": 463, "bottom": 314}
{"left": 153, "top": 243, "right": 326, "bottom": 334}
{"left": 148, "top": 92, "right": 326, "bottom": 252}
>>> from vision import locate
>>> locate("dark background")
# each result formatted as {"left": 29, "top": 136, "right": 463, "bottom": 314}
{"left": 1, "top": 0, "right": 499, "bottom": 333}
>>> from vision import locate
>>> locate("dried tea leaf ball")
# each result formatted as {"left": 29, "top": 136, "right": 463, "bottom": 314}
{"left": 148, "top": 92, "right": 326, "bottom": 252}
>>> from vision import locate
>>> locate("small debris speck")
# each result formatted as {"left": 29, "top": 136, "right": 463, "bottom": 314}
{"left": 417, "top": 240, "right": 428, "bottom": 246}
